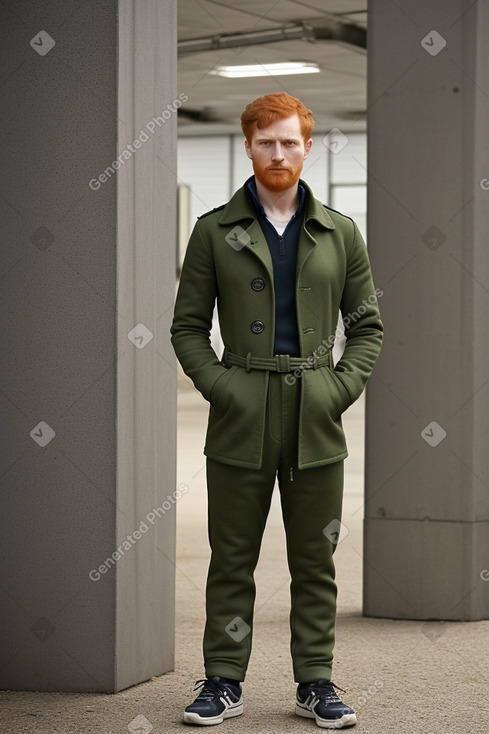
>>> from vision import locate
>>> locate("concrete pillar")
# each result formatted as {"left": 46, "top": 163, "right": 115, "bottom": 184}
{"left": 0, "top": 0, "right": 177, "bottom": 691}
{"left": 364, "top": 0, "right": 489, "bottom": 619}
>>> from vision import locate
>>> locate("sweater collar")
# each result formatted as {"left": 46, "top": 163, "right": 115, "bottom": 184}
{"left": 244, "top": 175, "right": 306, "bottom": 221}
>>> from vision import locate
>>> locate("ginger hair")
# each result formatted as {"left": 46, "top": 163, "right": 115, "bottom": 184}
{"left": 241, "top": 92, "right": 315, "bottom": 143}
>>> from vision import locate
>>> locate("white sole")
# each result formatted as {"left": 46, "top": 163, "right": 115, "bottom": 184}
{"left": 183, "top": 701, "right": 243, "bottom": 726}
{"left": 296, "top": 703, "right": 357, "bottom": 729}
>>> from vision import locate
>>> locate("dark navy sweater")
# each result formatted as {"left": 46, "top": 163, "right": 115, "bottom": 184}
{"left": 245, "top": 175, "right": 305, "bottom": 357}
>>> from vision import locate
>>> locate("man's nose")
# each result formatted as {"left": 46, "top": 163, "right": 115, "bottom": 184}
{"left": 271, "top": 143, "right": 284, "bottom": 160}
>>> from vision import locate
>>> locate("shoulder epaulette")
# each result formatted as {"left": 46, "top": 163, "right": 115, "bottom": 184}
{"left": 322, "top": 203, "right": 354, "bottom": 223}
{"left": 197, "top": 204, "right": 226, "bottom": 220}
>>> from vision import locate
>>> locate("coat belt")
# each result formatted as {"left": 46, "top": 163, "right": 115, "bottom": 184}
{"left": 223, "top": 350, "right": 330, "bottom": 373}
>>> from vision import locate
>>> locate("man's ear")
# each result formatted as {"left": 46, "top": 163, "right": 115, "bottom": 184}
{"left": 244, "top": 139, "right": 252, "bottom": 160}
{"left": 303, "top": 138, "right": 313, "bottom": 159}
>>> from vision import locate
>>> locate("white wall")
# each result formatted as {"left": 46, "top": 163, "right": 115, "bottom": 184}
{"left": 177, "top": 136, "right": 231, "bottom": 226}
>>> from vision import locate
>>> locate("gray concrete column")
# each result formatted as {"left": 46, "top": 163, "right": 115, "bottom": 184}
{"left": 364, "top": 0, "right": 489, "bottom": 620}
{"left": 0, "top": 0, "right": 177, "bottom": 691}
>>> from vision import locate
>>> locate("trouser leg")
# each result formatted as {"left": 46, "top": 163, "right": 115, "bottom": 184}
{"left": 203, "top": 454, "right": 277, "bottom": 681}
{"left": 275, "top": 370, "right": 345, "bottom": 683}
{"left": 278, "top": 458, "right": 345, "bottom": 683}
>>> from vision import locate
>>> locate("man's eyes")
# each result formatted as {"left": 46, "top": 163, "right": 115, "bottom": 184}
{"left": 259, "top": 140, "right": 297, "bottom": 146}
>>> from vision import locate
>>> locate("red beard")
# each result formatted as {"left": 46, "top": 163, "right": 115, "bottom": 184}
{"left": 252, "top": 160, "right": 302, "bottom": 192}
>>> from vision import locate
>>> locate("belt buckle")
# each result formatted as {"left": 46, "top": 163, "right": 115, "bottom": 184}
{"left": 275, "top": 354, "right": 291, "bottom": 373}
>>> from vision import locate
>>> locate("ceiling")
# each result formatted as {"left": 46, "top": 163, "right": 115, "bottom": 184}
{"left": 177, "top": 0, "right": 368, "bottom": 136}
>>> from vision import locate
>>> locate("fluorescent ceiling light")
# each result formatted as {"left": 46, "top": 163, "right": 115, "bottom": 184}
{"left": 209, "top": 62, "right": 319, "bottom": 78}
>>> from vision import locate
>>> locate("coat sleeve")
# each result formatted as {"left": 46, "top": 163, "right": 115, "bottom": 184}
{"left": 333, "top": 219, "right": 383, "bottom": 405}
{"left": 170, "top": 218, "right": 227, "bottom": 402}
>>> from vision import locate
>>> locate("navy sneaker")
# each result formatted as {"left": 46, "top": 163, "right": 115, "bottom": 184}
{"left": 183, "top": 676, "right": 243, "bottom": 725}
{"left": 296, "top": 679, "right": 356, "bottom": 729}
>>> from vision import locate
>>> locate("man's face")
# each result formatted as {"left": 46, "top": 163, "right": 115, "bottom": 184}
{"left": 244, "top": 114, "right": 312, "bottom": 193}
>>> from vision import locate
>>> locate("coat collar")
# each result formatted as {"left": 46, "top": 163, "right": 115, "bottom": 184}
{"left": 217, "top": 177, "right": 336, "bottom": 231}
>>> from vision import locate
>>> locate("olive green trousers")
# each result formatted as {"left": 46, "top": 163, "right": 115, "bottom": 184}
{"left": 203, "top": 370, "right": 345, "bottom": 684}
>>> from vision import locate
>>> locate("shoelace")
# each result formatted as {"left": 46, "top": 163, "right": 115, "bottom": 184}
{"left": 303, "top": 680, "right": 346, "bottom": 704}
{"left": 192, "top": 678, "right": 230, "bottom": 701}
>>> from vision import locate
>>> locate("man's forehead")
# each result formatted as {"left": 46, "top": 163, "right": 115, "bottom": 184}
{"left": 251, "top": 115, "right": 302, "bottom": 139}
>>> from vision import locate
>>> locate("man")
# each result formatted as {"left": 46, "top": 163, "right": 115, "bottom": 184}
{"left": 171, "top": 92, "right": 383, "bottom": 729}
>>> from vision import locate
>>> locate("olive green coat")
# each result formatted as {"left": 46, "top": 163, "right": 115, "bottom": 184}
{"left": 170, "top": 179, "right": 383, "bottom": 470}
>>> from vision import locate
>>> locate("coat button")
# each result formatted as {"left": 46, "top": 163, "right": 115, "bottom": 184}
{"left": 251, "top": 320, "right": 264, "bottom": 334}
{"left": 251, "top": 277, "right": 265, "bottom": 291}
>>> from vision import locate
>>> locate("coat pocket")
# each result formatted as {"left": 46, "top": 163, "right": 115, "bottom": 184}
{"left": 209, "top": 365, "right": 240, "bottom": 412}
{"left": 299, "top": 367, "right": 350, "bottom": 467}
{"left": 205, "top": 368, "right": 268, "bottom": 468}
{"left": 326, "top": 367, "right": 352, "bottom": 419}
{"left": 312, "top": 366, "right": 351, "bottom": 421}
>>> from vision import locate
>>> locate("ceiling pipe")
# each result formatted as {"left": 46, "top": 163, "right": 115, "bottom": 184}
{"left": 177, "top": 19, "right": 366, "bottom": 56}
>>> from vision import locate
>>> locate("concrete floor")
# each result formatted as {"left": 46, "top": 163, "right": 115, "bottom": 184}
{"left": 1, "top": 379, "right": 488, "bottom": 733}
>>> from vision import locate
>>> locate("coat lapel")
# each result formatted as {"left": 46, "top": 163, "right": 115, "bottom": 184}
{"left": 296, "top": 221, "right": 318, "bottom": 278}
{"left": 297, "top": 180, "right": 336, "bottom": 276}
{"left": 242, "top": 220, "right": 274, "bottom": 280}
{"left": 217, "top": 185, "right": 274, "bottom": 280}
